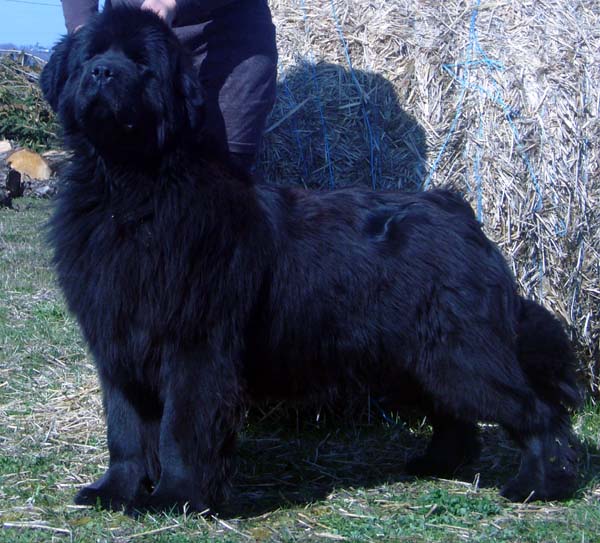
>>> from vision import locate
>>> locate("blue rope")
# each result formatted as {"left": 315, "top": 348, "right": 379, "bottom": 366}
{"left": 370, "top": 398, "right": 406, "bottom": 427}
{"left": 279, "top": 62, "right": 311, "bottom": 183}
{"left": 298, "top": 0, "right": 336, "bottom": 189}
{"left": 328, "top": 0, "right": 380, "bottom": 190}
{"left": 538, "top": 252, "right": 545, "bottom": 300}
{"left": 474, "top": 116, "right": 484, "bottom": 222}
{"left": 422, "top": 1, "right": 478, "bottom": 190}
{"left": 423, "top": 0, "right": 544, "bottom": 213}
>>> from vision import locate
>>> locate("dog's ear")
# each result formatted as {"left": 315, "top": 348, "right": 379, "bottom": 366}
{"left": 180, "top": 67, "right": 205, "bottom": 134}
{"left": 40, "top": 35, "right": 74, "bottom": 111}
{"left": 158, "top": 53, "right": 205, "bottom": 149}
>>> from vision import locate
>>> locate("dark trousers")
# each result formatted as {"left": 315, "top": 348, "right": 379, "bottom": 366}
{"left": 174, "top": 0, "right": 278, "bottom": 177}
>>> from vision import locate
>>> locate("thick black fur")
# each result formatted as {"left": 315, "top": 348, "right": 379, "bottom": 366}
{"left": 41, "top": 7, "right": 581, "bottom": 513}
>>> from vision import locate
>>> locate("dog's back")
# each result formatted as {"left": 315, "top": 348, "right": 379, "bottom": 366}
{"left": 245, "top": 188, "right": 516, "bottom": 397}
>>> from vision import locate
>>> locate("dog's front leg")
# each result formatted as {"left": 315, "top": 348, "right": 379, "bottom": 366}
{"left": 75, "top": 376, "right": 155, "bottom": 512}
{"left": 145, "top": 347, "right": 243, "bottom": 513}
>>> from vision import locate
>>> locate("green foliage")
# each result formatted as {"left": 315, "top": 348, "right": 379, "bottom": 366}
{"left": 0, "top": 55, "right": 58, "bottom": 151}
{"left": 416, "top": 488, "right": 502, "bottom": 522}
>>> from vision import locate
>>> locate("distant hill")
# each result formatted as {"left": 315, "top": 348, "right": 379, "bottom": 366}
{"left": 0, "top": 44, "right": 51, "bottom": 63}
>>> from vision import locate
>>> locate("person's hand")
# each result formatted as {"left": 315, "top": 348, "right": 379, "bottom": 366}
{"left": 141, "top": 0, "right": 177, "bottom": 25}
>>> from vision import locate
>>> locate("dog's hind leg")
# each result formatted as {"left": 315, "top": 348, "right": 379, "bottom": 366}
{"left": 411, "top": 345, "right": 578, "bottom": 501}
{"left": 405, "top": 413, "right": 480, "bottom": 477}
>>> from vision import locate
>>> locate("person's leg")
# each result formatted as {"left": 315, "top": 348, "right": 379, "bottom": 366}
{"left": 219, "top": 51, "right": 277, "bottom": 180}
{"left": 175, "top": 0, "right": 278, "bottom": 180}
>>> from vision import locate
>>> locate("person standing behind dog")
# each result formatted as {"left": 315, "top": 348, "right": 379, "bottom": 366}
{"left": 60, "top": 0, "right": 278, "bottom": 179}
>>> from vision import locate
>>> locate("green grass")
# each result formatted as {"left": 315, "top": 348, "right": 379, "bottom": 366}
{"left": 1, "top": 199, "right": 599, "bottom": 542}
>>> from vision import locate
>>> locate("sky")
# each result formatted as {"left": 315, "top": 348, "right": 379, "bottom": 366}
{"left": 0, "top": 0, "right": 72, "bottom": 48}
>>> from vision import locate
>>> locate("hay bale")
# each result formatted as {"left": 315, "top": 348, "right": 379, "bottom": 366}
{"left": 260, "top": 0, "right": 599, "bottom": 392}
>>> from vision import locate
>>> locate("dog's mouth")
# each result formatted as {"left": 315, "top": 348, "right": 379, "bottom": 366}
{"left": 75, "top": 92, "right": 162, "bottom": 162}
{"left": 78, "top": 93, "right": 138, "bottom": 134}
{"left": 73, "top": 93, "right": 154, "bottom": 161}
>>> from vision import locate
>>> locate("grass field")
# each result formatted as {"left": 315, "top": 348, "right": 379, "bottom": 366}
{"left": 1, "top": 199, "right": 599, "bottom": 542}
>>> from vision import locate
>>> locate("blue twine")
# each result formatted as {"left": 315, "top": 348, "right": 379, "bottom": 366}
{"left": 569, "top": 239, "right": 585, "bottom": 321}
{"left": 474, "top": 116, "right": 484, "bottom": 222}
{"left": 298, "top": 0, "right": 336, "bottom": 189}
{"left": 329, "top": 0, "right": 380, "bottom": 190}
{"left": 538, "top": 253, "right": 544, "bottom": 300}
{"left": 422, "top": 1, "right": 479, "bottom": 190}
{"left": 370, "top": 398, "right": 405, "bottom": 427}
{"left": 467, "top": 14, "right": 546, "bottom": 298}
{"left": 423, "top": 0, "right": 544, "bottom": 213}
{"left": 554, "top": 219, "right": 568, "bottom": 237}
{"left": 279, "top": 63, "right": 311, "bottom": 183}
{"left": 581, "top": 138, "right": 590, "bottom": 187}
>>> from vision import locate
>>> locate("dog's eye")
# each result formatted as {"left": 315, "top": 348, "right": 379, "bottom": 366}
{"left": 84, "top": 50, "right": 102, "bottom": 62}
{"left": 123, "top": 48, "right": 149, "bottom": 67}
{"left": 139, "top": 65, "right": 154, "bottom": 78}
{"left": 133, "top": 57, "right": 148, "bottom": 68}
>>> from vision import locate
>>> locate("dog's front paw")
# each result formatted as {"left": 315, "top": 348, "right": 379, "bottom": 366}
{"left": 405, "top": 454, "right": 445, "bottom": 477}
{"left": 74, "top": 480, "right": 132, "bottom": 511}
{"left": 138, "top": 478, "right": 211, "bottom": 514}
{"left": 500, "top": 477, "right": 538, "bottom": 502}
{"left": 74, "top": 462, "right": 149, "bottom": 512}
{"left": 142, "top": 490, "right": 210, "bottom": 514}
{"left": 406, "top": 450, "right": 470, "bottom": 478}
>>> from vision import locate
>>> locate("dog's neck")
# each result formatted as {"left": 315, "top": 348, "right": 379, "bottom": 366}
{"left": 94, "top": 144, "right": 185, "bottom": 181}
{"left": 99, "top": 158, "right": 158, "bottom": 184}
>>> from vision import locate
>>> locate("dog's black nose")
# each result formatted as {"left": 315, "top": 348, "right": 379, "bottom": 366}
{"left": 90, "top": 63, "right": 116, "bottom": 85}
{"left": 91, "top": 64, "right": 114, "bottom": 83}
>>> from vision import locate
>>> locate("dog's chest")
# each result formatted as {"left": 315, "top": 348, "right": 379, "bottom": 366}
{"left": 57, "top": 208, "right": 168, "bottom": 346}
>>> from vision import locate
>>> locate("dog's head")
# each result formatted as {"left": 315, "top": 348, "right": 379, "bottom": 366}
{"left": 41, "top": 7, "right": 203, "bottom": 159}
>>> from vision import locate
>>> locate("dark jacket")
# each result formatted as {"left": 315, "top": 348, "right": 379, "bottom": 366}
{"left": 62, "top": 0, "right": 247, "bottom": 33}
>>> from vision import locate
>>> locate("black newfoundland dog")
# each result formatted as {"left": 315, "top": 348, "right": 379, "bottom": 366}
{"left": 41, "top": 7, "right": 580, "bottom": 513}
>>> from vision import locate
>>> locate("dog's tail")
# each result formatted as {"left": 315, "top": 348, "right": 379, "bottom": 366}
{"left": 516, "top": 297, "right": 581, "bottom": 410}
